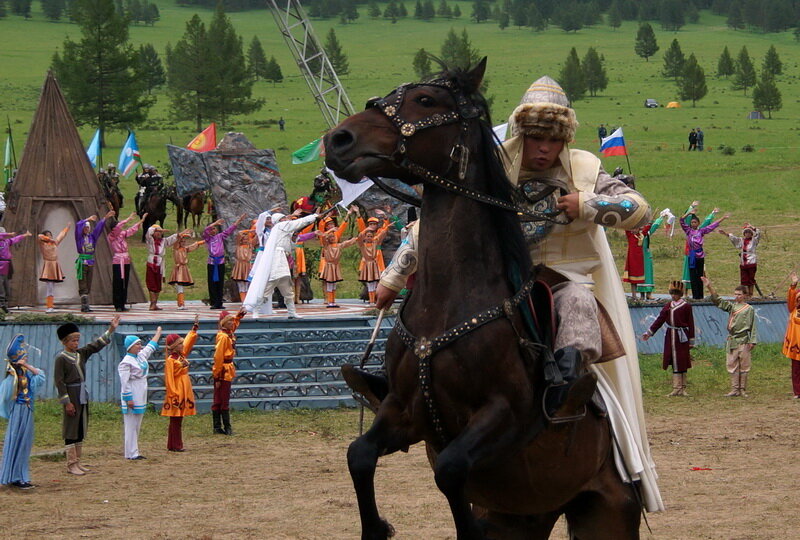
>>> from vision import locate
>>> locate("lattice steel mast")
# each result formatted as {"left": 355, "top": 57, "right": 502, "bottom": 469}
{"left": 268, "top": 0, "right": 355, "bottom": 129}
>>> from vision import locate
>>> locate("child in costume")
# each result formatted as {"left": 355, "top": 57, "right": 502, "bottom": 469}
{"left": 0, "top": 335, "right": 45, "bottom": 489}
{"left": 642, "top": 281, "right": 695, "bottom": 396}
{"left": 212, "top": 309, "right": 246, "bottom": 434}
{"left": 0, "top": 228, "right": 32, "bottom": 313}
{"left": 145, "top": 225, "right": 183, "bottom": 311}
{"left": 356, "top": 218, "right": 391, "bottom": 305}
{"left": 107, "top": 212, "right": 146, "bottom": 312}
{"left": 702, "top": 276, "right": 757, "bottom": 397}
{"left": 168, "top": 232, "right": 204, "bottom": 310}
{"left": 119, "top": 327, "right": 162, "bottom": 460}
{"left": 782, "top": 271, "right": 800, "bottom": 398}
{"left": 161, "top": 314, "right": 200, "bottom": 451}
{"left": 718, "top": 223, "right": 761, "bottom": 297}
{"left": 231, "top": 226, "right": 256, "bottom": 302}
{"left": 316, "top": 226, "right": 357, "bottom": 308}
{"left": 54, "top": 316, "right": 119, "bottom": 475}
{"left": 38, "top": 223, "right": 70, "bottom": 312}
{"left": 680, "top": 206, "right": 729, "bottom": 300}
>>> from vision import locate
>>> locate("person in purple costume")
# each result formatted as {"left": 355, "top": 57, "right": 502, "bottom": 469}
{"left": 680, "top": 208, "right": 729, "bottom": 299}
{"left": 203, "top": 215, "right": 246, "bottom": 309}
{"left": 0, "top": 227, "right": 32, "bottom": 313}
{"left": 75, "top": 210, "right": 115, "bottom": 312}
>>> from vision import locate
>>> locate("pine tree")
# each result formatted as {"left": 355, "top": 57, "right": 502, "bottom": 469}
{"left": 384, "top": 0, "right": 399, "bottom": 19}
{"left": 412, "top": 48, "right": 432, "bottom": 80}
{"left": 51, "top": 0, "right": 153, "bottom": 134}
{"left": 659, "top": 0, "right": 684, "bottom": 31}
{"left": 367, "top": 1, "right": 380, "bottom": 17}
{"left": 582, "top": 47, "right": 607, "bottom": 96}
{"left": 498, "top": 10, "right": 509, "bottom": 29}
{"left": 398, "top": 2, "right": 407, "bottom": 17}
{"left": 726, "top": 0, "right": 743, "bottom": 29}
{"left": 440, "top": 28, "right": 480, "bottom": 69}
{"left": 607, "top": 0, "right": 622, "bottom": 30}
{"left": 0, "top": 0, "right": 6, "bottom": 17}
{"left": 42, "top": 0, "right": 65, "bottom": 20}
{"left": 436, "top": 0, "right": 448, "bottom": 17}
{"left": 678, "top": 53, "right": 707, "bottom": 107}
{"left": 341, "top": 0, "right": 359, "bottom": 22}
{"left": 413, "top": 0, "right": 423, "bottom": 18}
{"left": 247, "top": 36, "right": 269, "bottom": 81}
{"left": 511, "top": 0, "right": 526, "bottom": 27}
{"left": 264, "top": 56, "right": 283, "bottom": 83}
{"left": 558, "top": 47, "right": 586, "bottom": 102}
{"left": 634, "top": 23, "right": 658, "bottom": 62}
{"left": 762, "top": 45, "right": 782, "bottom": 78}
{"left": 138, "top": 42, "right": 165, "bottom": 94}
{"left": 166, "top": 15, "right": 212, "bottom": 131}
{"left": 324, "top": 28, "right": 349, "bottom": 75}
{"left": 451, "top": 3, "right": 460, "bottom": 17}
{"left": 527, "top": 2, "right": 545, "bottom": 31}
{"left": 422, "top": 0, "right": 434, "bottom": 18}
{"left": 582, "top": 0, "right": 601, "bottom": 26}
{"left": 752, "top": 76, "right": 782, "bottom": 118}
{"left": 717, "top": 45, "right": 735, "bottom": 78}
{"left": 732, "top": 45, "right": 756, "bottom": 95}
{"left": 557, "top": 1, "right": 583, "bottom": 32}
{"left": 471, "top": 0, "right": 489, "bottom": 22}
{"left": 662, "top": 39, "right": 685, "bottom": 81}
{"left": 141, "top": 2, "right": 158, "bottom": 25}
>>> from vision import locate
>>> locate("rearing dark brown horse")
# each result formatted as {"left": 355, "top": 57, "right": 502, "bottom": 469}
{"left": 324, "top": 60, "right": 641, "bottom": 539}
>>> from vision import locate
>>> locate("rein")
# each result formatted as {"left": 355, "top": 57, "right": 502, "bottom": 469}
{"left": 366, "top": 80, "right": 571, "bottom": 225}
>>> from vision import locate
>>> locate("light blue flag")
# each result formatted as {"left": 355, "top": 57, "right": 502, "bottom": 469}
{"left": 118, "top": 131, "right": 142, "bottom": 177}
{"left": 86, "top": 129, "right": 100, "bottom": 168}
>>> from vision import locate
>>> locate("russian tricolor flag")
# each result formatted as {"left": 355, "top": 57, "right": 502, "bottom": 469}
{"left": 600, "top": 127, "right": 627, "bottom": 157}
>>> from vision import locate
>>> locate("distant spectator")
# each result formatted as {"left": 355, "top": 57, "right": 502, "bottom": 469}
{"left": 597, "top": 123, "right": 607, "bottom": 140}
{"left": 696, "top": 127, "right": 704, "bottom": 151}
{"left": 688, "top": 129, "right": 697, "bottom": 151}
{"left": 278, "top": 117, "right": 285, "bottom": 131}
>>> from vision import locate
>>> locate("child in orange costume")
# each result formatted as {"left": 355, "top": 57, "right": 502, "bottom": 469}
{"left": 316, "top": 227, "right": 357, "bottom": 308}
{"left": 161, "top": 314, "right": 200, "bottom": 451}
{"left": 783, "top": 271, "right": 800, "bottom": 398}
{"left": 356, "top": 219, "right": 390, "bottom": 304}
{"left": 38, "top": 224, "right": 70, "bottom": 312}
{"left": 168, "top": 233, "right": 204, "bottom": 310}
{"left": 212, "top": 308, "right": 246, "bottom": 434}
{"left": 231, "top": 227, "right": 256, "bottom": 302}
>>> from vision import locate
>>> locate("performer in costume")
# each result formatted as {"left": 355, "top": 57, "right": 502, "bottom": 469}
{"left": 719, "top": 223, "right": 761, "bottom": 297}
{"left": 0, "top": 228, "right": 32, "bottom": 313}
{"left": 231, "top": 226, "right": 256, "bottom": 302}
{"left": 248, "top": 211, "right": 275, "bottom": 315}
{"left": 680, "top": 208, "right": 729, "bottom": 300}
{"left": 317, "top": 211, "right": 352, "bottom": 282}
{"left": 622, "top": 227, "right": 645, "bottom": 299}
{"left": 316, "top": 225, "right": 358, "bottom": 308}
{"left": 38, "top": 224, "right": 71, "bottom": 312}
{"left": 75, "top": 210, "right": 114, "bottom": 312}
{"left": 146, "top": 225, "right": 184, "bottom": 311}
{"left": 642, "top": 281, "right": 695, "bottom": 396}
{"left": 782, "top": 271, "right": 800, "bottom": 398}
{"left": 680, "top": 202, "right": 717, "bottom": 296}
{"left": 703, "top": 276, "right": 758, "bottom": 397}
{"left": 293, "top": 223, "right": 317, "bottom": 303}
{"left": 356, "top": 218, "right": 391, "bottom": 305}
{"left": 203, "top": 216, "right": 246, "bottom": 309}
{"left": 161, "top": 315, "right": 200, "bottom": 451}
{"left": 118, "top": 327, "right": 162, "bottom": 459}
{"left": 212, "top": 309, "right": 246, "bottom": 435}
{"left": 54, "top": 316, "right": 119, "bottom": 475}
{"left": 244, "top": 210, "right": 318, "bottom": 318}
{"left": 107, "top": 212, "right": 146, "bottom": 312}
{"left": 368, "top": 76, "right": 664, "bottom": 511}
{"left": 0, "top": 335, "right": 45, "bottom": 489}
{"left": 168, "top": 233, "right": 204, "bottom": 310}
{"left": 636, "top": 211, "right": 668, "bottom": 300}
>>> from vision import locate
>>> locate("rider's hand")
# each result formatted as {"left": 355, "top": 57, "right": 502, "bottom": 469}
{"left": 555, "top": 193, "right": 581, "bottom": 220}
{"left": 375, "top": 284, "right": 399, "bottom": 310}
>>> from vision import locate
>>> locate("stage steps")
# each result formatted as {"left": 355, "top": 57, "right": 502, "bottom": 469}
{"left": 113, "top": 316, "right": 392, "bottom": 412}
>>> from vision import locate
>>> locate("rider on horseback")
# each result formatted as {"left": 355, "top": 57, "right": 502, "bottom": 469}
{"left": 135, "top": 164, "right": 164, "bottom": 215}
{"left": 346, "top": 76, "right": 663, "bottom": 512}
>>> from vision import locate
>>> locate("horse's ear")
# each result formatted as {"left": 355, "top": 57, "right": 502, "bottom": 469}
{"left": 464, "top": 57, "right": 488, "bottom": 93}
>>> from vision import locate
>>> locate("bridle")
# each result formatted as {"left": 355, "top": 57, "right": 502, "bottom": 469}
{"left": 365, "top": 77, "right": 570, "bottom": 225}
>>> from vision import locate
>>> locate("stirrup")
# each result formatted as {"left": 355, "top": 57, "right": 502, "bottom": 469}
{"left": 542, "top": 382, "right": 587, "bottom": 425}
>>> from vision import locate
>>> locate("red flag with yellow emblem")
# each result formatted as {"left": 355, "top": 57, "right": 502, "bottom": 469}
{"left": 187, "top": 123, "right": 217, "bottom": 152}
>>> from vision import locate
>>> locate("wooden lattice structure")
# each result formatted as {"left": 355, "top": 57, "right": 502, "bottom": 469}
{"left": 2, "top": 72, "right": 146, "bottom": 307}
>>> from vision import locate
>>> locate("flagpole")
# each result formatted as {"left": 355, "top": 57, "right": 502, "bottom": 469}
{"left": 624, "top": 153, "right": 633, "bottom": 175}
{"left": 98, "top": 128, "right": 102, "bottom": 172}
{"left": 6, "top": 116, "right": 17, "bottom": 169}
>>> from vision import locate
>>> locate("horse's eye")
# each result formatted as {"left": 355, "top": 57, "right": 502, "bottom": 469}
{"left": 416, "top": 95, "right": 436, "bottom": 107}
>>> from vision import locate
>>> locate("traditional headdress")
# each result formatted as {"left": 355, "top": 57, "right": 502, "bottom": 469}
{"left": 6, "top": 334, "right": 28, "bottom": 364}
{"left": 292, "top": 196, "right": 314, "bottom": 213}
{"left": 366, "top": 217, "right": 380, "bottom": 225}
{"left": 508, "top": 76, "right": 578, "bottom": 142}
{"left": 271, "top": 212, "right": 286, "bottom": 223}
{"left": 57, "top": 323, "right": 80, "bottom": 342}
{"left": 742, "top": 224, "right": 755, "bottom": 234}
{"left": 124, "top": 335, "right": 142, "bottom": 352}
{"left": 219, "top": 310, "right": 234, "bottom": 329}
{"left": 4, "top": 335, "right": 30, "bottom": 407}
{"left": 165, "top": 334, "right": 181, "bottom": 347}
{"left": 668, "top": 281, "right": 685, "bottom": 296}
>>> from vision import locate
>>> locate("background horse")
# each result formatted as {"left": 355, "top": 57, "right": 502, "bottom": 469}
{"left": 139, "top": 189, "right": 167, "bottom": 241}
{"left": 324, "top": 60, "right": 641, "bottom": 539}
{"left": 164, "top": 182, "right": 184, "bottom": 229}
{"left": 182, "top": 191, "right": 206, "bottom": 229}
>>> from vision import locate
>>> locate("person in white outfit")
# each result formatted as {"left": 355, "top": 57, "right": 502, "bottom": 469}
{"left": 118, "top": 327, "right": 162, "bottom": 460}
{"left": 244, "top": 210, "right": 319, "bottom": 319}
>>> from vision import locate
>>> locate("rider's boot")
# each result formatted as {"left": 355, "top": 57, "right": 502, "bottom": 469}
{"left": 341, "top": 364, "right": 389, "bottom": 413}
{"left": 545, "top": 347, "right": 597, "bottom": 422}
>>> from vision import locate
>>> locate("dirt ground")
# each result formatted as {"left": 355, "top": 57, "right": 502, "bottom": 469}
{"left": 2, "top": 398, "right": 798, "bottom": 539}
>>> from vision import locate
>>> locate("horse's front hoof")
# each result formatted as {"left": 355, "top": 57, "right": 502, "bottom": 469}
{"left": 363, "top": 518, "right": 395, "bottom": 540}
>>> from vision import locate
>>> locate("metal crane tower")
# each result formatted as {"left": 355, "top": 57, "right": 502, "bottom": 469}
{"left": 268, "top": 0, "right": 355, "bottom": 129}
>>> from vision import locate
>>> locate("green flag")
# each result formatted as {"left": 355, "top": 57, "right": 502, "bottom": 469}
{"left": 291, "top": 138, "right": 323, "bottom": 164}
{"left": 3, "top": 134, "right": 13, "bottom": 184}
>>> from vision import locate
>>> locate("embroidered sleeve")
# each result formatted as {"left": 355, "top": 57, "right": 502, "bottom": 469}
{"left": 379, "top": 222, "right": 418, "bottom": 292}
{"left": 579, "top": 171, "right": 651, "bottom": 229}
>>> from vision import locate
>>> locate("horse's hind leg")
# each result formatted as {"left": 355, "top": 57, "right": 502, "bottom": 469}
{"left": 477, "top": 508, "right": 560, "bottom": 540}
{"left": 348, "top": 396, "right": 418, "bottom": 540}
{"left": 563, "top": 468, "right": 641, "bottom": 540}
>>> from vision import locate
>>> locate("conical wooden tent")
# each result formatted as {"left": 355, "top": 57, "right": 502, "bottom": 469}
{"left": 2, "top": 71, "right": 146, "bottom": 307}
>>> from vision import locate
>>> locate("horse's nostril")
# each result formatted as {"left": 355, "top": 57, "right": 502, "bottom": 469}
{"left": 329, "top": 129, "right": 354, "bottom": 151}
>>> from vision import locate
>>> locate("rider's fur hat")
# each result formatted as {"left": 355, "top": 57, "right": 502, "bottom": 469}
{"left": 508, "top": 76, "right": 578, "bottom": 142}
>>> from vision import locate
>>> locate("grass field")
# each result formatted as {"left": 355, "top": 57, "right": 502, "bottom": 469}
{"left": 1, "top": 6, "right": 799, "bottom": 300}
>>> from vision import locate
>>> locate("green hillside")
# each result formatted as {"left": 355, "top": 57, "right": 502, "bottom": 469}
{"left": 1, "top": 4, "right": 798, "bottom": 300}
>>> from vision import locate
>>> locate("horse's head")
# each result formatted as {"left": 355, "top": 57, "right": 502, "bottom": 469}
{"left": 324, "top": 58, "right": 489, "bottom": 186}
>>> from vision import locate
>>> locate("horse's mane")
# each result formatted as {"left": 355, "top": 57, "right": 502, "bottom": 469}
{"left": 432, "top": 64, "right": 533, "bottom": 284}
